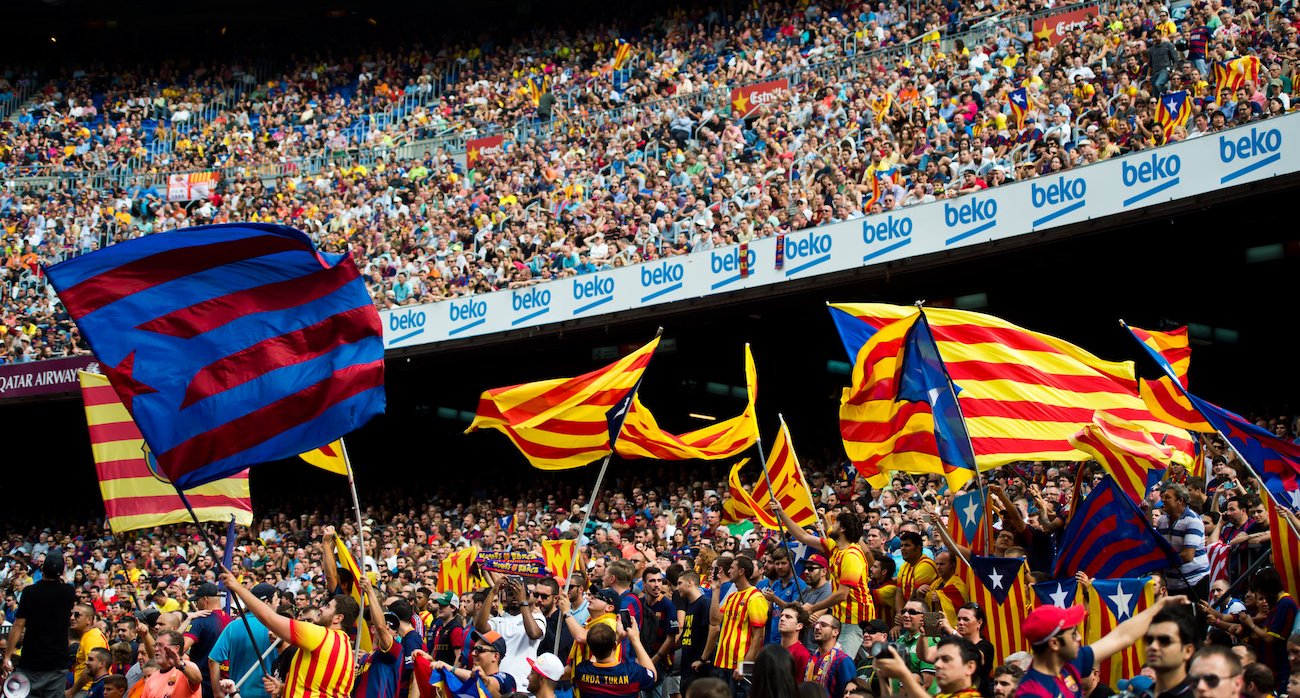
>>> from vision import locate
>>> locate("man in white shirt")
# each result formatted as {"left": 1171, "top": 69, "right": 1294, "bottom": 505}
{"left": 475, "top": 577, "right": 545, "bottom": 693}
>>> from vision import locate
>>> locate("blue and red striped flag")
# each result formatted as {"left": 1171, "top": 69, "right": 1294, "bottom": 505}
{"left": 47, "top": 223, "right": 385, "bottom": 489}
{"left": 1054, "top": 475, "right": 1181, "bottom": 579}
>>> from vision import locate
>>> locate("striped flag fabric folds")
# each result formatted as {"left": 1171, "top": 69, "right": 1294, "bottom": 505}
{"left": 965, "top": 555, "right": 1029, "bottom": 665}
{"left": 539, "top": 540, "right": 577, "bottom": 582}
{"left": 81, "top": 371, "right": 252, "bottom": 533}
{"left": 1085, "top": 578, "right": 1156, "bottom": 688}
{"left": 837, "top": 311, "right": 977, "bottom": 491}
{"left": 1139, "top": 376, "right": 1214, "bottom": 432}
{"left": 299, "top": 439, "right": 349, "bottom": 475}
{"left": 1264, "top": 487, "right": 1300, "bottom": 601}
{"left": 1054, "top": 476, "right": 1181, "bottom": 579}
{"left": 1125, "top": 324, "right": 1190, "bottom": 385}
{"left": 437, "top": 547, "right": 481, "bottom": 595}
{"left": 331, "top": 534, "right": 372, "bottom": 652}
{"left": 616, "top": 345, "right": 758, "bottom": 460}
{"left": 466, "top": 336, "right": 659, "bottom": 469}
{"left": 830, "top": 304, "right": 1193, "bottom": 468}
{"left": 720, "top": 421, "right": 817, "bottom": 530}
{"left": 48, "top": 223, "right": 385, "bottom": 489}
{"left": 1068, "top": 411, "right": 1172, "bottom": 507}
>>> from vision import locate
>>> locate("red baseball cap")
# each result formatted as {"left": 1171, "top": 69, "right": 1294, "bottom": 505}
{"left": 1023, "top": 604, "right": 1088, "bottom": 645}
{"left": 804, "top": 554, "right": 829, "bottom": 570}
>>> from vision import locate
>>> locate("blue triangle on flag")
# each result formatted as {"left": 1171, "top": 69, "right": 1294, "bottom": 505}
{"left": 952, "top": 488, "right": 986, "bottom": 544}
{"left": 1031, "top": 578, "right": 1079, "bottom": 608}
{"left": 1091, "top": 578, "right": 1148, "bottom": 621}
{"left": 970, "top": 556, "right": 1025, "bottom": 605}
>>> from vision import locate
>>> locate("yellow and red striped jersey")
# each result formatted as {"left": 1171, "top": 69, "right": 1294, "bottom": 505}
{"left": 897, "top": 556, "right": 939, "bottom": 606}
{"left": 285, "top": 620, "right": 356, "bottom": 698}
{"left": 715, "top": 586, "right": 767, "bottom": 670}
{"left": 822, "top": 538, "right": 875, "bottom": 624}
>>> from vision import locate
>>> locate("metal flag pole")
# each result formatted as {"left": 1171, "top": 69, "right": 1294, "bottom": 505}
{"left": 754, "top": 427, "right": 806, "bottom": 595}
{"left": 780, "top": 413, "right": 828, "bottom": 540}
{"left": 338, "top": 437, "right": 370, "bottom": 658}
{"left": 915, "top": 303, "right": 992, "bottom": 555}
{"left": 175, "top": 490, "right": 272, "bottom": 676}
{"left": 556, "top": 327, "right": 662, "bottom": 654}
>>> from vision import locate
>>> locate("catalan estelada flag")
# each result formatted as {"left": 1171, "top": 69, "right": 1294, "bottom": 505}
{"left": 437, "top": 546, "right": 481, "bottom": 596}
{"left": 1054, "top": 476, "right": 1180, "bottom": 579}
{"left": 613, "top": 39, "right": 634, "bottom": 70}
{"left": 831, "top": 304, "right": 1193, "bottom": 468}
{"left": 1032, "top": 578, "right": 1083, "bottom": 609}
{"left": 1153, "top": 91, "right": 1193, "bottom": 140}
{"left": 1084, "top": 578, "right": 1156, "bottom": 688}
{"left": 81, "top": 371, "right": 252, "bottom": 533}
{"left": 616, "top": 345, "right": 758, "bottom": 460}
{"left": 1264, "top": 486, "right": 1300, "bottom": 600}
{"left": 871, "top": 91, "right": 892, "bottom": 123}
{"left": 466, "top": 336, "right": 659, "bottom": 469}
{"left": 837, "top": 311, "right": 977, "bottom": 492}
{"left": 430, "top": 666, "right": 491, "bottom": 698}
{"left": 498, "top": 515, "right": 516, "bottom": 535}
{"left": 1068, "top": 411, "right": 1171, "bottom": 506}
{"left": 1125, "top": 324, "right": 1190, "bottom": 385}
{"left": 299, "top": 439, "right": 349, "bottom": 475}
{"left": 332, "top": 533, "right": 372, "bottom": 652}
{"left": 539, "top": 539, "right": 577, "bottom": 582}
{"left": 1139, "top": 376, "right": 1214, "bottom": 432}
{"left": 47, "top": 223, "right": 385, "bottom": 489}
{"left": 1008, "top": 87, "right": 1029, "bottom": 129}
{"left": 950, "top": 487, "right": 989, "bottom": 553}
{"left": 965, "top": 555, "right": 1029, "bottom": 665}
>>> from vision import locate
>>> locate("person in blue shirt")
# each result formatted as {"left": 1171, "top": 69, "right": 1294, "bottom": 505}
{"left": 353, "top": 575, "right": 400, "bottom": 698}
{"left": 755, "top": 547, "right": 801, "bottom": 645}
{"left": 572, "top": 620, "right": 657, "bottom": 698}
{"left": 182, "top": 583, "right": 230, "bottom": 698}
{"left": 208, "top": 584, "right": 280, "bottom": 698}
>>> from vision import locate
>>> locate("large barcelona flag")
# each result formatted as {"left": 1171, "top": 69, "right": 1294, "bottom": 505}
{"left": 47, "top": 223, "right": 385, "bottom": 489}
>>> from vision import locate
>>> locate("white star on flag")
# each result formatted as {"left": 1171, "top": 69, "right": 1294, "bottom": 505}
{"left": 989, "top": 568, "right": 1004, "bottom": 589}
{"left": 1049, "top": 583, "right": 1071, "bottom": 607}
{"left": 1288, "top": 489, "right": 1300, "bottom": 510}
{"left": 1110, "top": 584, "right": 1134, "bottom": 619}
{"left": 963, "top": 498, "right": 981, "bottom": 526}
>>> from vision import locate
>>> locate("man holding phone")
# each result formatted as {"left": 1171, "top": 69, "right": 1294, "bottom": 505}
{"left": 701, "top": 556, "right": 765, "bottom": 698}
{"left": 571, "top": 615, "right": 657, "bottom": 698}
{"left": 876, "top": 636, "right": 982, "bottom": 698}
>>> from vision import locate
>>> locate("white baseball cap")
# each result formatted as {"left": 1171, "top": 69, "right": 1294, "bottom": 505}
{"left": 527, "top": 653, "right": 564, "bottom": 682}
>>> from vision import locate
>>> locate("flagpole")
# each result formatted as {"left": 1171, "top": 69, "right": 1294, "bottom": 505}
{"left": 780, "top": 413, "right": 827, "bottom": 540}
{"left": 174, "top": 490, "right": 272, "bottom": 676}
{"left": 754, "top": 429, "right": 806, "bottom": 595}
{"left": 338, "top": 437, "right": 370, "bottom": 658}
{"left": 916, "top": 304, "right": 991, "bottom": 556}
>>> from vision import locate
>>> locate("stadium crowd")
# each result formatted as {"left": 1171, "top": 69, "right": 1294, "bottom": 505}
{"left": 2, "top": 433, "right": 1300, "bottom": 698}
{"left": 5, "top": 0, "right": 1300, "bottom": 364}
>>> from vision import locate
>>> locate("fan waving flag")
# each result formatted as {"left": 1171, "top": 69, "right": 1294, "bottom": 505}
{"left": 466, "top": 336, "right": 660, "bottom": 469}
{"left": 1153, "top": 91, "right": 1192, "bottom": 140}
{"left": 331, "top": 533, "right": 373, "bottom": 652}
{"left": 1068, "top": 411, "right": 1172, "bottom": 507}
{"left": 539, "top": 540, "right": 578, "bottom": 582}
{"left": 1054, "top": 476, "right": 1181, "bottom": 579}
{"left": 831, "top": 304, "right": 1193, "bottom": 468}
{"left": 837, "top": 311, "right": 977, "bottom": 492}
{"left": 47, "top": 223, "right": 385, "bottom": 489}
{"left": 82, "top": 371, "right": 253, "bottom": 532}
{"left": 616, "top": 345, "right": 758, "bottom": 460}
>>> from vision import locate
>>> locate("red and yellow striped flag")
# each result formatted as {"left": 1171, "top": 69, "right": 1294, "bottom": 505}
{"left": 1139, "top": 377, "right": 1214, "bottom": 433}
{"left": 299, "top": 439, "right": 349, "bottom": 475}
{"left": 720, "top": 420, "right": 818, "bottom": 529}
{"left": 80, "top": 371, "right": 251, "bottom": 533}
{"left": 540, "top": 539, "right": 578, "bottom": 582}
{"left": 960, "top": 554, "right": 1029, "bottom": 666}
{"left": 616, "top": 345, "right": 758, "bottom": 460}
{"left": 1068, "top": 411, "right": 1171, "bottom": 507}
{"left": 830, "top": 304, "right": 1194, "bottom": 468}
{"left": 1265, "top": 487, "right": 1300, "bottom": 601}
{"left": 1085, "top": 578, "right": 1156, "bottom": 687}
{"left": 613, "top": 39, "right": 634, "bottom": 70}
{"left": 438, "top": 546, "right": 481, "bottom": 595}
{"left": 1127, "top": 325, "right": 1190, "bottom": 385}
{"left": 332, "top": 533, "right": 372, "bottom": 652}
{"left": 466, "top": 337, "right": 659, "bottom": 469}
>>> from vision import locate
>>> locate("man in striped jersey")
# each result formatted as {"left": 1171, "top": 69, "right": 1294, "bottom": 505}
{"left": 219, "top": 572, "right": 359, "bottom": 698}
{"left": 773, "top": 504, "right": 876, "bottom": 663}
{"left": 701, "top": 556, "right": 766, "bottom": 698}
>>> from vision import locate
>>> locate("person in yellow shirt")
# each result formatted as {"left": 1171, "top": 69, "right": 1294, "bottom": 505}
{"left": 702, "top": 556, "right": 766, "bottom": 695}
{"left": 69, "top": 604, "right": 109, "bottom": 698}
{"left": 894, "top": 532, "right": 938, "bottom": 622}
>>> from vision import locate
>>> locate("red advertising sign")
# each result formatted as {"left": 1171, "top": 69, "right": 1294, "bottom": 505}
{"left": 1032, "top": 6, "right": 1098, "bottom": 47}
{"left": 467, "top": 135, "right": 505, "bottom": 167}
{"left": 730, "top": 79, "right": 789, "bottom": 117}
